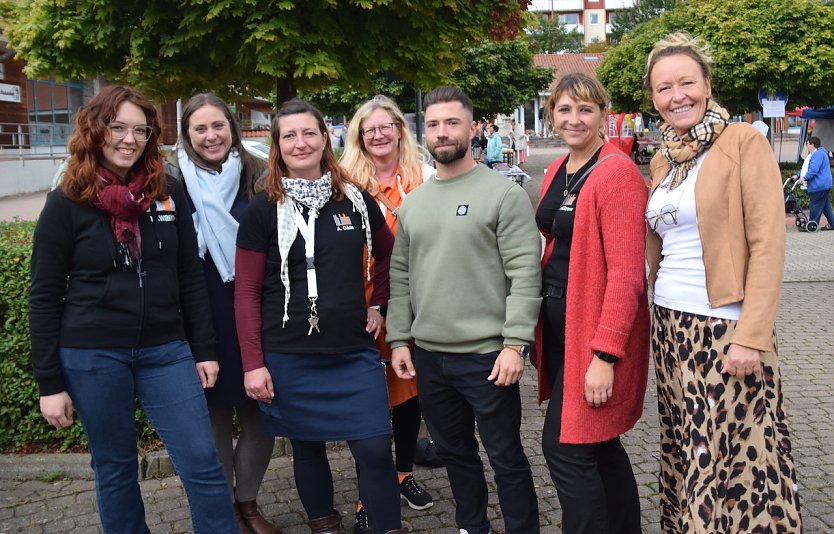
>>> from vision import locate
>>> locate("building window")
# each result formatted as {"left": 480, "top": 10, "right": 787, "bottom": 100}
{"left": 590, "top": 13, "right": 600, "bottom": 25}
{"left": 26, "top": 78, "right": 83, "bottom": 145}
{"left": 558, "top": 13, "right": 580, "bottom": 25}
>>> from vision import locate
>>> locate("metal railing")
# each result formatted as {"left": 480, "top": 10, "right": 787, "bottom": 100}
{"left": 0, "top": 122, "right": 71, "bottom": 160}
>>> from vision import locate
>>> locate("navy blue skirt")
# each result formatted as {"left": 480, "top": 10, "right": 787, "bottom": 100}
{"left": 259, "top": 348, "right": 391, "bottom": 441}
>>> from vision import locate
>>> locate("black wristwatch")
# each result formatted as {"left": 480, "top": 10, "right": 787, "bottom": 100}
{"left": 504, "top": 345, "right": 530, "bottom": 360}
{"left": 595, "top": 351, "right": 618, "bottom": 364}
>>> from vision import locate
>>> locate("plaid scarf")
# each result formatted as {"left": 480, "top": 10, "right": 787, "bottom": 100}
{"left": 93, "top": 166, "right": 151, "bottom": 270}
{"left": 659, "top": 100, "right": 730, "bottom": 190}
{"left": 275, "top": 173, "right": 372, "bottom": 326}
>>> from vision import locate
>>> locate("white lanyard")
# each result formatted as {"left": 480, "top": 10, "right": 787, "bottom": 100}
{"left": 294, "top": 204, "right": 321, "bottom": 334}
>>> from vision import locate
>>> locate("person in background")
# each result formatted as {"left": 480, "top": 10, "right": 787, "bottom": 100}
{"left": 342, "top": 94, "right": 435, "bottom": 533}
{"left": 177, "top": 93, "right": 277, "bottom": 534}
{"left": 535, "top": 71, "right": 649, "bottom": 534}
{"left": 796, "top": 136, "right": 834, "bottom": 231}
{"left": 388, "top": 86, "right": 541, "bottom": 534}
{"left": 485, "top": 124, "right": 503, "bottom": 168}
{"left": 29, "top": 85, "right": 237, "bottom": 533}
{"left": 234, "top": 98, "right": 407, "bottom": 534}
{"left": 510, "top": 118, "right": 527, "bottom": 167}
{"left": 645, "top": 32, "right": 802, "bottom": 532}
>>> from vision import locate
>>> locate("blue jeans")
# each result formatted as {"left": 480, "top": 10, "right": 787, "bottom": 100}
{"left": 60, "top": 341, "right": 237, "bottom": 534}
{"left": 414, "top": 347, "right": 539, "bottom": 534}
{"left": 808, "top": 188, "right": 834, "bottom": 227}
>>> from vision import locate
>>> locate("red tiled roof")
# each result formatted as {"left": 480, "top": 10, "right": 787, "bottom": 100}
{"left": 534, "top": 53, "right": 606, "bottom": 83}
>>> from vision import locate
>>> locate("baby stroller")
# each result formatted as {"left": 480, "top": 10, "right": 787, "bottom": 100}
{"left": 783, "top": 177, "right": 816, "bottom": 232}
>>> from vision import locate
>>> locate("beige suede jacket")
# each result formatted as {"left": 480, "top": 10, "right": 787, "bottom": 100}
{"left": 647, "top": 122, "right": 785, "bottom": 353}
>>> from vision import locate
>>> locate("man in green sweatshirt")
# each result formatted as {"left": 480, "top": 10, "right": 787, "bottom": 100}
{"left": 386, "top": 86, "right": 542, "bottom": 534}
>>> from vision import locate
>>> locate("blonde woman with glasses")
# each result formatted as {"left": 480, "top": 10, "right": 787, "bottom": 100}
{"left": 342, "top": 95, "right": 435, "bottom": 533}
{"left": 645, "top": 32, "right": 802, "bottom": 533}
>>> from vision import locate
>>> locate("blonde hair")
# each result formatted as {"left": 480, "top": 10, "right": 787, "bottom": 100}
{"left": 341, "top": 95, "right": 426, "bottom": 195}
{"left": 543, "top": 72, "right": 609, "bottom": 136}
{"left": 644, "top": 32, "right": 713, "bottom": 93}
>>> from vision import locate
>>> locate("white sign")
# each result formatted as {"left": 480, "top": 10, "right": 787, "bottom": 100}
{"left": 762, "top": 99, "right": 786, "bottom": 118}
{"left": 0, "top": 83, "right": 21, "bottom": 103}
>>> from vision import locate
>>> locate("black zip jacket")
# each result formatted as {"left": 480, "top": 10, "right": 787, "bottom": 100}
{"left": 29, "top": 177, "right": 217, "bottom": 396}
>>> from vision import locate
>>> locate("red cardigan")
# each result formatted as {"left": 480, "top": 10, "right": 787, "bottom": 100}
{"left": 534, "top": 142, "right": 650, "bottom": 444}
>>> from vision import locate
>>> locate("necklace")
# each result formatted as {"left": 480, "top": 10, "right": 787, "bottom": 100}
{"left": 563, "top": 171, "right": 580, "bottom": 197}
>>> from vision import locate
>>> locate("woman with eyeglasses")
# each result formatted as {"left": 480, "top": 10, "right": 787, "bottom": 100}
{"left": 234, "top": 98, "right": 407, "bottom": 534}
{"left": 341, "top": 95, "right": 436, "bottom": 533}
{"left": 644, "top": 33, "right": 802, "bottom": 533}
{"left": 533, "top": 72, "right": 649, "bottom": 534}
{"left": 176, "top": 93, "right": 278, "bottom": 534}
{"left": 29, "top": 85, "right": 238, "bottom": 533}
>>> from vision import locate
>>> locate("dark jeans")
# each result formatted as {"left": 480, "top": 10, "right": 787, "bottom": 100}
{"left": 809, "top": 188, "right": 834, "bottom": 226}
{"left": 60, "top": 341, "right": 237, "bottom": 534}
{"left": 541, "top": 296, "right": 641, "bottom": 534}
{"left": 414, "top": 346, "right": 539, "bottom": 534}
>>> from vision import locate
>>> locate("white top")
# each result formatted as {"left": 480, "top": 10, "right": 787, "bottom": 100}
{"left": 648, "top": 152, "right": 742, "bottom": 320}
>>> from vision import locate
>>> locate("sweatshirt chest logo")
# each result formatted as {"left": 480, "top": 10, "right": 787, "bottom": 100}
{"left": 456, "top": 204, "right": 469, "bottom": 216}
{"left": 333, "top": 213, "right": 355, "bottom": 231}
{"left": 150, "top": 196, "right": 176, "bottom": 221}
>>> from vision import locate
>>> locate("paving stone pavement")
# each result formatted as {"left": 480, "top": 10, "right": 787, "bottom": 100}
{"left": 2, "top": 148, "right": 833, "bottom": 532}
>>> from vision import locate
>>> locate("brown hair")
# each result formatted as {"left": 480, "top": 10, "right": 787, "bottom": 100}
{"left": 179, "top": 92, "right": 263, "bottom": 197}
{"left": 423, "top": 86, "right": 474, "bottom": 116}
{"left": 62, "top": 85, "right": 166, "bottom": 203}
{"left": 644, "top": 32, "right": 713, "bottom": 93}
{"left": 265, "top": 99, "right": 353, "bottom": 203}
{"left": 543, "top": 72, "right": 609, "bottom": 135}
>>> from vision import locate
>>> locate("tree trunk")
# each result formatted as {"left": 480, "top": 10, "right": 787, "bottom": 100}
{"left": 276, "top": 77, "right": 297, "bottom": 107}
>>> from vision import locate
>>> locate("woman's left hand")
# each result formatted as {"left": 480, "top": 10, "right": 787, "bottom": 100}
{"left": 366, "top": 307, "right": 384, "bottom": 339}
{"left": 196, "top": 361, "right": 219, "bottom": 389}
{"left": 584, "top": 356, "right": 614, "bottom": 408}
{"left": 721, "top": 343, "right": 762, "bottom": 377}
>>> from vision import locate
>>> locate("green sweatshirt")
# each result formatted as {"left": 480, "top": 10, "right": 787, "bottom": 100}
{"left": 386, "top": 163, "right": 542, "bottom": 354}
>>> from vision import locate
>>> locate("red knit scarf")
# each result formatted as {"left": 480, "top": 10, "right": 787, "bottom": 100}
{"left": 93, "top": 166, "right": 151, "bottom": 270}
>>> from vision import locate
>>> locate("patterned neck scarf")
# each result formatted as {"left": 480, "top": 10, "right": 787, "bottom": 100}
{"left": 93, "top": 166, "right": 151, "bottom": 270}
{"left": 275, "top": 173, "right": 372, "bottom": 326}
{"left": 659, "top": 99, "right": 730, "bottom": 190}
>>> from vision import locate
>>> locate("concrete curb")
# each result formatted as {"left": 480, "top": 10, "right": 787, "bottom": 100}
{"left": 0, "top": 438, "right": 289, "bottom": 481}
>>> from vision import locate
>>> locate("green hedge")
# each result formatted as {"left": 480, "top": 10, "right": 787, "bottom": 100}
{"left": 0, "top": 221, "right": 156, "bottom": 452}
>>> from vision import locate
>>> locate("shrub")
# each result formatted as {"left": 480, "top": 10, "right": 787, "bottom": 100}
{"left": 0, "top": 221, "right": 157, "bottom": 452}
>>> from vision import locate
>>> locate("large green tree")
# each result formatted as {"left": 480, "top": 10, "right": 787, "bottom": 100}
{"left": 3, "top": 0, "right": 528, "bottom": 103}
{"left": 453, "top": 39, "right": 553, "bottom": 119}
{"left": 305, "top": 38, "right": 553, "bottom": 122}
{"left": 526, "top": 14, "right": 583, "bottom": 54}
{"left": 598, "top": 0, "right": 834, "bottom": 114}
{"left": 609, "top": 0, "right": 677, "bottom": 45}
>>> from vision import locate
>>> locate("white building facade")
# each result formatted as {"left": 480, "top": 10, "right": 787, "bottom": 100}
{"left": 528, "top": 0, "right": 637, "bottom": 45}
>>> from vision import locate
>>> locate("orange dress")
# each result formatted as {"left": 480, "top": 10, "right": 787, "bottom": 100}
{"left": 364, "top": 171, "right": 419, "bottom": 407}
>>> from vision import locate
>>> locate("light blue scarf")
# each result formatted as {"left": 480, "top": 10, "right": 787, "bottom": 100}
{"left": 178, "top": 147, "right": 242, "bottom": 282}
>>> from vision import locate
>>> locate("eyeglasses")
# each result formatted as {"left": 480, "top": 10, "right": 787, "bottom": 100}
{"left": 645, "top": 204, "right": 679, "bottom": 232}
{"left": 360, "top": 122, "right": 396, "bottom": 139}
{"left": 108, "top": 123, "right": 153, "bottom": 142}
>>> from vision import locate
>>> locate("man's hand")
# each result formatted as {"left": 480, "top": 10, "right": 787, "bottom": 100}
{"left": 196, "top": 361, "right": 219, "bottom": 388}
{"left": 721, "top": 343, "right": 762, "bottom": 378}
{"left": 584, "top": 356, "right": 614, "bottom": 407}
{"left": 40, "top": 392, "right": 74, "bottom": 429}
{"left": 487, "top": 348, "right": 524, "bottom": 386}
{"left": 244, "top": 367, "right": 274, "bottom": 403}
{"left": 391, "top": 346, "right": 416, "bottom": 379}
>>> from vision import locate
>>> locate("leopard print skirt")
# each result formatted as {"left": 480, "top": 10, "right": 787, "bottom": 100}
{"left": 651, "top": 306, "right": 802, "bottom": 534}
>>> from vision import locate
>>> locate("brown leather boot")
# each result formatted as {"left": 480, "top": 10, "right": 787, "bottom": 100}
{"left": 233, "top": 501, "right": 253, "bottom": 534}
{"left": 307, "top": 509, "right": 342, "bottom": 533}
{"left": 237, "top": 500, "right": 280, "bottom": 534}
